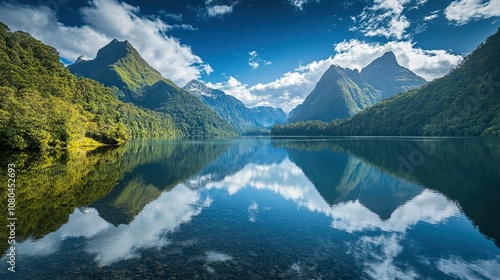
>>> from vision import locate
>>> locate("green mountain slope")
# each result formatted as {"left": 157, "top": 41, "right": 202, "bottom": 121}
{"left": 273, "top": 28, "right": 500, "bottom": 136}
{"left": 288, "top": 66, "right": 379, "bottom": 122}
{"left": 68, "top": 39, "right": 172, "bottom": 101}
{"left": 0, "top": 22, "right": 180, "bottom": 150}
{"left": 68, "top": 39, "right": 236, "bottom": 136}
{"left": 287, "top": 52, "right": 426, "bottom": 123}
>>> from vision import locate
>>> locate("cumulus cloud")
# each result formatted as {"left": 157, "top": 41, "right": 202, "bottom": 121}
{"left": 444, "top": 0, "right": 500, "bottom": 25}
{"left": 0, "top": 0, "right": 210, "bottom": 86}
{"left": 331, "top": 39, "right": 463, "bottom": 81}
{"left": 351, "top": 0, "right": 428, "bottom": 39}
{"left": 207, "top": 76, "right": 259, "bottom": 105}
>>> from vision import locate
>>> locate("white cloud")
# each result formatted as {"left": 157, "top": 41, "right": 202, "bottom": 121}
{"left": 159, "top": 11, "right": 183, "bottom": 21}
{"left": 0, "top": 0, "right": 210, "bottom": 86}
{"left": 331, "top": 39, "right": 463, "bottom": 81}
{"left": 207, "top": 5, "right": 234, "bottom": 17}
{"left": 172, "top": 24, "right": 198, "bottom": 31}
{"left": 207, "top": 76, "right": 259, "bottom": 105}
{"left": 247, "top": 50, "right": 272, "bottom": 70}
{"left": 352, "top": 0, "right": 428, "bottom": 39}
{"left": 423, "top": 10, "right": 440, "bottom": 21}
{"left": 445, "top": 0, "right": 500, "bottom": 25}
{"left": 203, "top": 0, "right": 239, "bottom": 18}
{"left": 249, "top": 61, "right": 260, "bottom": 70}
{"left": 288, "top": 0, "right": 318, "bottom": 10}
{"left": 330, "top": 190, "right": 459, "bottom": 233}
{"left": 437, "top": 256, "right": 500, "bottom": 279}
{"left": 16, "top": 208, "right": 111, "bottom": 257}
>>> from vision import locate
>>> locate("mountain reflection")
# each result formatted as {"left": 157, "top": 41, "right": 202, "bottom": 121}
{"left": 3, "top": 138, "right": 500, "bottom": 278}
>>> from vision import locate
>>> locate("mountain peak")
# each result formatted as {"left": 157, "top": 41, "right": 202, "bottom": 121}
{"left": 369, "top": 51, "right": 399, "bottom": 66}
{"left": 184, "top": 79, "right": 209, "bottom": 91}
{"left": 74, "top": 55, "right": 92, "bottom": 64}
{"left": 95, "top": 39, "right": 137, "bottom": 60}
{"left": 183, "top": 80, "right": 217, "bottom": 98}
{"left": 381, "top": 51, "right": 396, "bottom": 59}
{"left": 360, "top": 51, "right": 426, "bottom": 99}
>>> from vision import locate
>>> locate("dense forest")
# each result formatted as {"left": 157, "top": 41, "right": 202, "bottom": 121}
{"left": 273, "top": 28, "right": 500, "bottom": 137}
{"left": 0, "top": 22, "right": 183, "bottom": 150}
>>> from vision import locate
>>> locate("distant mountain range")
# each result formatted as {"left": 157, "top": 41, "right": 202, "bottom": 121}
{"left": 288, "top": 51, "right": 426, "bottom": 123}
{"left": 249, "top": 106, "right": 287, "bottom": 128}
{"left": 68, "top": 39, "right": 236, "bottom": 137}
{"left": 273, "top": 28, "right": 500, "bottom": 136}
{"left": 183, "top": 80, "right": 286, "bottom": 132}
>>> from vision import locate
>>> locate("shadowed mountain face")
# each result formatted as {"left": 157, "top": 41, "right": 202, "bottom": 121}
{"left": 360, "top": 52, "right": 427, "bottom": 99}
{"left": 288, "top": 52, "right": 426, "bottom": 123}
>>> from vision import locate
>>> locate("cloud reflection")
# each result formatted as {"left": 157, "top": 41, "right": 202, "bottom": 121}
{"left": 17, "top": 184, "right": 209, "bottom": 266}
{"left": 203, "top": 155, "right": 464, "bottom": 279}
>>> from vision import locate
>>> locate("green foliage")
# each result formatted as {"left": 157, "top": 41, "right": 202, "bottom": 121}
{"left": 274, "top": 28, "right": 500, "bottom": 137}
{"left": 0, "top": 23, "right": 180, "bottom": 150}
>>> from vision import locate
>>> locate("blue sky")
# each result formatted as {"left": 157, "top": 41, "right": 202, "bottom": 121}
{"left": 0, "top": 0, "right": 499, "bottom": 112}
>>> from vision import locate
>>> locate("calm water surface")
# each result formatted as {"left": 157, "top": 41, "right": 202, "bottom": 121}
{"left": 1, "top": 137, "right": 500, "bottom": 279}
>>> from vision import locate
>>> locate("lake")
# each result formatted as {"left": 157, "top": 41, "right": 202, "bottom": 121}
{"left": 1, "top": 137, "right": 500, "bottom": 279}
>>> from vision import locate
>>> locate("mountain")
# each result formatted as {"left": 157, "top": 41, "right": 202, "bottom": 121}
{"left": 68, "top": 39, "right": 169, "bottom": 102}
{"left": 183, "top": 80, "right": 260, "bottom": 132}
{"left": 68, "top": 40, "right": 236, "bottom": 137}
{"left": 250, "top": 106, "right": 287, "bottom": 128}
{"left": 288, "top": 65, "right": 380, "bottom": 122}
{"left": 360, "top": 51, "right": 427, "bottom": 99}
{"left": 287, "top": 52, "right": 426, "bottom": 123}
{"left": 272, "top": 28, "right": 500, "bottom": 136}
{"left": 0, "top": 22, "right": 181, "bottom": 150}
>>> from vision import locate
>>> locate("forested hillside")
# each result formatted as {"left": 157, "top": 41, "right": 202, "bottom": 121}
{"left": 0, "top": 22, "right": 180, "bottom": 150}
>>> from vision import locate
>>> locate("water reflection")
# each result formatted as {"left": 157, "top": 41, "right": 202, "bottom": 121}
{"left": 1, "top": 138, "right": 499, "bottom": 279}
